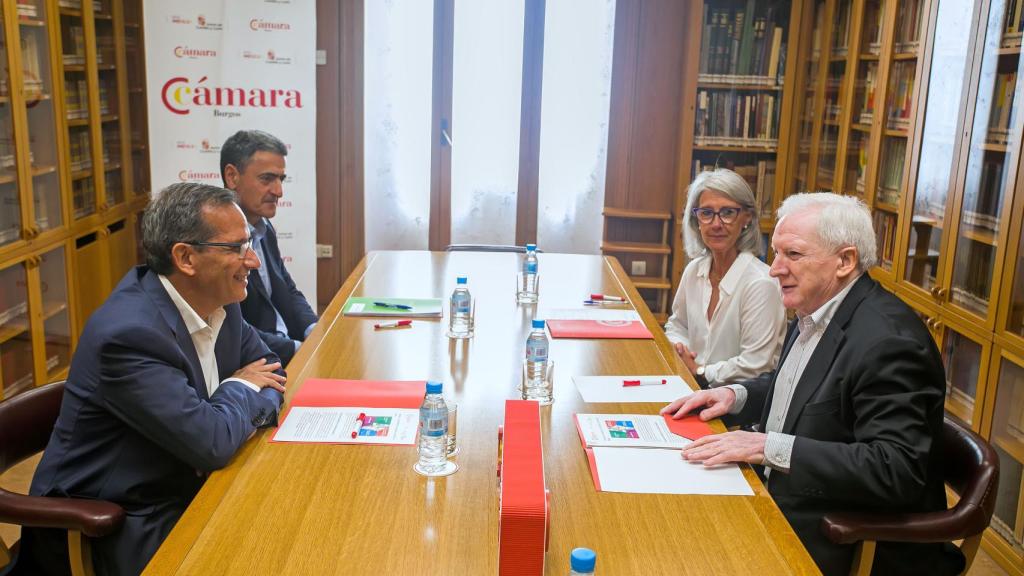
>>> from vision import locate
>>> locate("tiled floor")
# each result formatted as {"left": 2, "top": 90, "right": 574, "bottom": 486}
{"left": 0, "top": 454, "right": 1014, "bottom": 575}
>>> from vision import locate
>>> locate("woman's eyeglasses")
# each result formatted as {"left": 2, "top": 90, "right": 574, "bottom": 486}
{"left": 691, "top": 207, "right": 743, "bottom": 225}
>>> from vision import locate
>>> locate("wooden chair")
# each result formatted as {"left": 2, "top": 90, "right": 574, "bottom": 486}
{"left": 820, "top": 417, "right": 999, "bottom": 576}
{"left": 0, "top": 381, "right": 124, "bottom": 576}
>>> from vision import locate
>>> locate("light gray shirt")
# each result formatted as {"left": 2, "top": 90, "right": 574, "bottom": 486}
{"left": 727, "top": 275, "right": 861, "bottom": 474}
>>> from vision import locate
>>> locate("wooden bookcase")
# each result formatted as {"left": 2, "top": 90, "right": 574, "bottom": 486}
{"left": 600, "top": 207, "right": 673, "bottom": 322}
{"left": 0, "top": 0, "right": 148, "bottom": 401}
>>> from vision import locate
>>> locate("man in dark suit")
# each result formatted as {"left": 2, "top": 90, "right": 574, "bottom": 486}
{"left": 662, "top": 192, "right": 963, "bottom": 576}
{"left": 15, "top": 183, "right": 286, "bottom": 576}
{"left": 220, "top": 130, "right": 317, "bottom": 366}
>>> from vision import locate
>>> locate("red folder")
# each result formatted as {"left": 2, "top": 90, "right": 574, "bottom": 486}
{"left": 546, "top": 319, "right": 653, "bottom": 339}
{"left": 498, "top": 400, "right": 548, "bottom": 576}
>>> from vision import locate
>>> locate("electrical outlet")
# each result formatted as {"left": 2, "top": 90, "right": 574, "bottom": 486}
{"left": 631, "top": 260, "right": 646, "bottom": 276}
{"left": 316, "top": 244, "right": 333, "bottom": 258}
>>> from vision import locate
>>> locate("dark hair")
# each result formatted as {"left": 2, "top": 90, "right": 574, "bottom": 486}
{"left": 219, "top": 130, "right": 288, "bottom": 185}
{"left": 142, "top": 182, "right": 238, "bottom": 275}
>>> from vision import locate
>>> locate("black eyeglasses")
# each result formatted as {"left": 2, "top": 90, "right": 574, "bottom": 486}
{"left": 691, "top": 206, "right": 744, "bottom": 225}
{"left": 185, "top": 239, "right": 253, "bottom": 258}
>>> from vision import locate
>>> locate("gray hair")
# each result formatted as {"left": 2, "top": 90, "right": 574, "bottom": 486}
{"left": 776, "top": 192, "right": 878, "bottom": 271}
{"left": 219, "top": 129, "right": 288, "bottom": 185}
{"left": 683, "top": 168, "right": 762, "bottom": 258}
{"left": 142, "top": 183, "right": 238, "bottom": 275}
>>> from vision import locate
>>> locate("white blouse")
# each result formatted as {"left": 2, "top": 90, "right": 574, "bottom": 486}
{"left": 664, "top": 252, "right": 786, "bottom": 386}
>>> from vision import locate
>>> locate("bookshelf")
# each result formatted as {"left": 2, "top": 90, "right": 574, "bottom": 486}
{"left": 0, "top": 0, "right": 147, "bottom": 401}
{"left": 676, "top": 0, "right": 800, "bottom": 297}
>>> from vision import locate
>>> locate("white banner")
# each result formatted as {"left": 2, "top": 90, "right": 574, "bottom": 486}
{"left": 143, "top": 0, "right": 317, "bottom": 302}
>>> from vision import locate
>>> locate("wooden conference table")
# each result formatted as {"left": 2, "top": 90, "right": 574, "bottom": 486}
{"left": 145, "top": 250, "right": 818, "bottom": 575}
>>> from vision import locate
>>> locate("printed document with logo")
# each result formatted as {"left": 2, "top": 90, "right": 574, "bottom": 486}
{"left": 574, "top": 413, "right": 691, "bottom": 449}
{"left": 271, "top": 379, "right": 425, "bottom": 445}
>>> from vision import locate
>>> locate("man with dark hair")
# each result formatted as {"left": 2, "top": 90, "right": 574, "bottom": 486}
{"left": 220, "top": 129, "right": 316, "bottom": 366}
{"left": 15, "top": 183, "right": 286, "bottom": 576}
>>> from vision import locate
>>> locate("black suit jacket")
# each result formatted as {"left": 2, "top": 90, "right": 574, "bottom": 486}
{"left": 17, "top": 267, "right": 283, "bottom": 576}
{"left": 240, "top": 220, "right": 318, "bottom": 366}
{"left": 732, "top": 275, "right": 962, "bottom": 576}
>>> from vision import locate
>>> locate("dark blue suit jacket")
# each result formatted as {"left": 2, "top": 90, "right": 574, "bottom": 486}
{"left": 18, "top": 266, "right": 284, "bottom": 576}
{"left": 240, "top": 220, "right": 317, "bottom": 366}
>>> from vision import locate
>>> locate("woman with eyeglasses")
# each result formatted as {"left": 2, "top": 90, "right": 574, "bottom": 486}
{"left": 665, "top": 168, "right": 786, "bottom": 388}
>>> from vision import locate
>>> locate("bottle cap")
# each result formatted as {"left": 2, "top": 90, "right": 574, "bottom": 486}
{"left": 526, "top": 243, "right": 537, "bottom": 250}
{"left": 570, "top": 548, "right": 596, "bottom": 572}
{"left": 456, "top": 276, "right": 467, "bottom": 284}
{"left": 425, "top": 381, "right": 442, "bottom": 394}
{"left": 531, "top": 319, "right": 545, "bottom": 329}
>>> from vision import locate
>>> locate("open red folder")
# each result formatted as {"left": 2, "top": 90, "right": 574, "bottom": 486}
{"left": 577, "top": 414, "right": 714, "bottom": 492}
{"left": 546, "top": 319, "right": 653, "bottom": 339}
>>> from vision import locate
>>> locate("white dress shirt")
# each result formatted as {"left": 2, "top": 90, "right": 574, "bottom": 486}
{"left": 664, "top": 252, "right": 786, "bottom": 386}
{"left": 728, "top": 275, "right": 861, "bottom": 474}
{"left": 158, "top": 275, "right": 259, "bottom": 396}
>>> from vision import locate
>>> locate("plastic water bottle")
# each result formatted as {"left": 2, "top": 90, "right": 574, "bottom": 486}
{"left": 524, "top": 319, "right": 551, "bottom": 403}
{"left": 447, "top": 276, "right": 473, "bottom": 339}
{"left": 522, "top": 243, "right": 539, "bottom": 295}
{"left": 569, "top": 548, "right": 596, "bottom": 574}
{"left": 414, "top": 381, "right": 456, "bottom": 476}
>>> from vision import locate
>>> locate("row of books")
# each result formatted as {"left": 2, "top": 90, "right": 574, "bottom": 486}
{"left": 72, "top": 177, "right": 95, "bottom": 218}
{"left": 872, "top": 211, "right": 896, "bottom": 269}
{"left": 951, "top": 241, "right": 995, "bottom": 315}
{"left": 894, "top": 0, "right": 922, "bottom": 53}
{"left": 861, "top": 3, "right": 882, "bottom": 55}
{"left": 692, "top": 158, "right": 776, "bottom": 218}
{"left": 987, "top": 72, "right": 1018, "bottom": 145}
{"left": 694, "top": 90, "right": 780, "bottom": 145}
{"left": 66, "top": 79, "right": 112, "bottom": 120}
{"left": 63, "top": 25, "right": 86, "bottom": 66}
{"left": 17, "top": 0, "right": 38, "bottom": 20}
{"left": 698, "top": 1, "right": 787, "bottom": 83}
{"left": 830, "top": 0, "right": 852, "bottom": 56}
{"left": 21, "top": 33, "right": 45, "bottom": 95}
{"left": 962, "top": 159, "right": 1006, "bottom": 232}
{"left": 57, "top": 0, "right": 103, "bottom": 10}
{"left": 857, "top": 62, "right": 878, "bottom": 124}
{"left": 886, "top": 61, "right": 916, "bottom": 131}
{"left": 876, "top": 138, "right": 907, "bottom": 206}
{"left": 847, "top": 135, "right": 868, "bottom": 194}
{"left": 69, "top": 129, "right": 92, "bottom": 172}
{"left": 962, "top": 210, "right": 1000, "bottom": 234}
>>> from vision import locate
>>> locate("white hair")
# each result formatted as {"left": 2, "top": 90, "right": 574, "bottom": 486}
{"left": 776, "top": 192, "right": 878, "bottom": 271}
{"left": 682, "top": 168, "right": 762, "bottom": 258}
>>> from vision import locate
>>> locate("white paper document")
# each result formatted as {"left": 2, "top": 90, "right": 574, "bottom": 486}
{"left": 536, "top": 308, "right": 641, "bottom": 322}
{"left": 573, "top": 375, "right": 693, "bottom": 403}
{"left": 592, "top": 447, "right": 754, "bottom": 496}
{"left": 576, "top": 413, "right": 689, "bottom": 449}
{"left": 273, "top": 407, "right": 419, "bottom": 445}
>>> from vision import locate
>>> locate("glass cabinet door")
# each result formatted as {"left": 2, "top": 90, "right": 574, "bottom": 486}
{"left": 1008, "top": 215, "right": 1024, "bottom": 338}
{"left": 123, "top": 0, "right": 147, "bottom": 195}
{"left": 988, "top": 351, "right": 1024, "bottom": 551}
{"left": 900, "top": 0, "right": 974, "bottom": 292}
{"left": 59, "top": 1, "right": 96, "bottom": 219}
{"left": 38, "top": 246, "right": 71, "bottom": 380}
{"left": 0, "top": 6, "right": 22, "bottom": 247}
{"left": 940, "top": 325, "right": 990, "bottom": 429}
{"left": 817, "top": 0, "right": 852, "bottom": 188}
{"left": 93, "top": 0, "right": 125, "bottom": 206}
{"left": 19, "top": 0, "right": 64, "bottom": 236}
{"left": 0, "top": 261, "right": 35, "bottom": 399}
{"left": 948, "top": 0, "right": 1023, "bottom": 319}
{"left": 793, "top": 0, "right": 826, "bottom": 195}
{"left": 846, "top": 0, "right": 881, "bottom": 199}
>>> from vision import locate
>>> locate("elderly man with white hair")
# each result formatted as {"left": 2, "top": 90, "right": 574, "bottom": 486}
{"left": 662, "top": 193, "right": 962, "bottom": 575}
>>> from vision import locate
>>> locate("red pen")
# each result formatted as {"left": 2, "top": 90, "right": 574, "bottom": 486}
{"left": 623, "top": 378, "right": 667, "bottom": 387}
{"left": 352, "top": 413, "right": 367, "bottom": 439}
{"left": 374, "top": 320, "right": 413, "bottom": 329}
{"left": 590, "top": 293, "right": 625, "bottom": 302}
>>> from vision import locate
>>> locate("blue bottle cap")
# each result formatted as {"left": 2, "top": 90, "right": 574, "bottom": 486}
{"left": 570, "top": 548, "right": 596, "bottom": 572}
{"left": 532, "top": 319, "right": 545, "bottom": 329}
{"left": 425, "top": 381, "right": 442, "bottom": 394}
{"left": 456, "top": 276, "right": 467, "bottom": 284}
{"left": 526, "top": 243, "right": 537, "bottom": 250}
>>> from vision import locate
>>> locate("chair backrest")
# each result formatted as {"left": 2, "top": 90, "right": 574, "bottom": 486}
{"left": 0, "top": 381, "right": 64, "bottom": 474}
{"left": 942, "top": 417, "right": 1000, "bottom": 538}
{"left": 444, "top": 244, "right": 543, "bottom": 253}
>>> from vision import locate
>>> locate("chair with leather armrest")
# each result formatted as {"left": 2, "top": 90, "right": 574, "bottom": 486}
{"left": 820, "top": 417, "right": 999, "bottom": 576}
{"left": 0, "top": 381, "right": 124, "bottom": 576}
{"left": 445, "top": 244, "right": 543, "bottom": 253}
